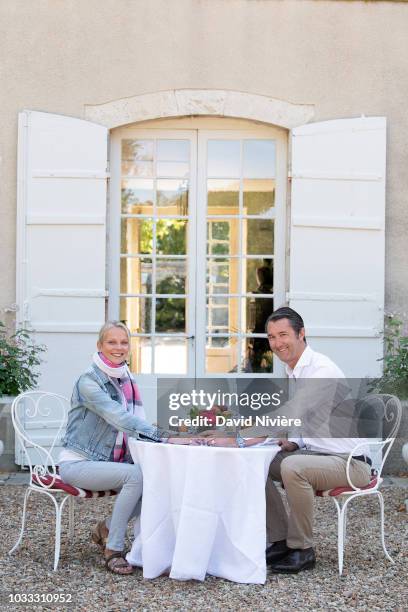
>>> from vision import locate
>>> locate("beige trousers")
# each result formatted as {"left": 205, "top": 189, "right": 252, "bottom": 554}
{"left": 266, "top": 450, "right": 371, "bottom": 549}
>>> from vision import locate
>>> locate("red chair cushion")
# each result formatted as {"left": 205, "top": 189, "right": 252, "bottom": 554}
{"left": 316, "top": 475, "right": 379, "bottom": 497}
{"left": 32, "top": 473, "right": 117, "bottom": 498}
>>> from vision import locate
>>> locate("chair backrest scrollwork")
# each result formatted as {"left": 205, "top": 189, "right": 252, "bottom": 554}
{"left": 11, "top": 391, "right": 70, "bottom": 490}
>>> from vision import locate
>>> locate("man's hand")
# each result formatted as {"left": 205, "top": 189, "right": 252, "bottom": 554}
{"left": 278, "top": 440, "right": 299, "bottom": 452}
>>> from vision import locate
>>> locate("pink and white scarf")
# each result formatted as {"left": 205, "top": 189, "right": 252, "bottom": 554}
{"left": 93, "top": 352, "right": 145, "bottom": 462}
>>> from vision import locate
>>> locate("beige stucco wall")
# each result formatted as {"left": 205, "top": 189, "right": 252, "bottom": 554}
{"left": 1, "top": 0, "right": 408, "bottom": 319}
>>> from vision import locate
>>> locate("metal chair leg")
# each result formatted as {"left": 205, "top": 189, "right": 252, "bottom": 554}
{"left": 8, "top": 488, "right": 32, "bottom": 555}
{"left": 337, "top": 503, "right": 345, "bottom": 576}
{"left": 377, "top": 491, "right": 394, "bottom": 563}
{"left": 68, "top": 496, "right": 75, "bottom": 541}
{"left": 52, "top": 495, "right": 71, "bottom": 571}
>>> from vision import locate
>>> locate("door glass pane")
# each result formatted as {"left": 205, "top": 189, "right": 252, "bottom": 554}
{"left": 120, "top": 257, "right": 152, "bottom": 294}
{"left": 243, "top": 140, "right": 275, "bottom": 179}
{"left": 207, "top": 179, "right": 239, "bottom": 214}
{"left": 123, "top": 139, "right": 154, "bottom": 161}
{"left": 205, "top": 336, "right": 238, "bottom": 373}
{"left": 207, "top": 297, "right": 239, "bottom": 334}
{"left": 122, "top": 161, "right": 154, "bottom": 178}
{"left": 157, "top": 140, "right": 189, "bottom": 161}
{"left": 155, "top": 338, "right": 187, "bottom": 374}
{"left": 207, "top": 140, "right": 240, "bottom": 177}
{"left": 121, "top": 179, "right": 154, "bottom": 215}
{"left": 157, "top": 161, "right": 189, "bottom": 178}
{"left": 157, "top": 179, "right": 189, "bottom": 215}
{"left": 156, "top": 259, "right": 187, "bottom": 294}
{"left": 206, "top": 258, "right": 239, "bottom": 295}
{"left": 243, "top": 296, "right": 274, "bottom": 334}
{"left": 244, "top": 258, "right": 274, "bottom": 293}
{"left": 120, "top": 297, "right": 152, "bottom": 333}
{"left": 155, "top": 298, "right": 186, "bottom": 332}
{"left": 156, "top": 220, "right": 187, "bottom": 255}
{"left": 243, "top": 179, "right": 275, "bottom": 216}
{"left": 121, "top": 219, "right": 154, "bottom": 255}
{"left": 242, "top": 337, "right": 273, "bottom": 374}
{"left": 130, "top": 337, "right": 152, "bottom": 374}
{"left": 243, "top": 219, "right": 274, "bottom": 255}
{"left": 207, "top": 220, "right": 239, "bottom": 256}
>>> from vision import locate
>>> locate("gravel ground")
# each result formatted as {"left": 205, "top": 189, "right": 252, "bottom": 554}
{"left": 0, "top": 485, "right": 407, "bottom": 612}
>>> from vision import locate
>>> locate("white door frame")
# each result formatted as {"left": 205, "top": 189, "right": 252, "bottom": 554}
{"left": 109, "top": 121, "right": 287, "bottom": 378}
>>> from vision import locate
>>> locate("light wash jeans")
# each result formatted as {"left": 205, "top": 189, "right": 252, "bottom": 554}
{"left": 59, "top": 460, "right": 143, "bottom": 551}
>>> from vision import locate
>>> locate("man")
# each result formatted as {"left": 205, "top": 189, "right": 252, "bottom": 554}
{"left": 263, "top": 307, "right": 372, "bottom": 573}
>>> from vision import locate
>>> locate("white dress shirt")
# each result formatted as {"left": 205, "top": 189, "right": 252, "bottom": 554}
{"left": 287, "top": 345, "right": 370, "bottom": 456}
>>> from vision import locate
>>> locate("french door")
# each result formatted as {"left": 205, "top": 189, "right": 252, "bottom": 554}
{"left": 109, "top": 125, "right": 286, "bottom": 385}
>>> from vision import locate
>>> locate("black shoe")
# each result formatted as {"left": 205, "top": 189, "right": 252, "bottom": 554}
{"left": 265, "top": 540, "right": 290, "bottom": 565}
{"left": 269, "top": 547, "right": 316, "bottom": 573}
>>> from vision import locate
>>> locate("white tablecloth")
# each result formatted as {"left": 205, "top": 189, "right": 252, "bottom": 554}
{"left": 126, "top": 439, "right": 280, "bottom": 584}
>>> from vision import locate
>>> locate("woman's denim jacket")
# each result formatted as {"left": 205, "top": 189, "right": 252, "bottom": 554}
{"left": 62, "top": 363, "right": 169, "bottom": 461}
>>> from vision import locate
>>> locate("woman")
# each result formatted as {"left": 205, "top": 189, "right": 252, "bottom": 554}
{"left": 59, "top": 321, "right": 178, "bottom": 575}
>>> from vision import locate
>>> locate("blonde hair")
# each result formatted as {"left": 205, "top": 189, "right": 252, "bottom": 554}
{"left": 98, "top": 321, "right": 131, "bottom": 344}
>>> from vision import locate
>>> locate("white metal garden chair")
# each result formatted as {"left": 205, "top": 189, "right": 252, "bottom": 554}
{"left": 316, "top": 393, "right": 402, "bottom": 575}
{"left": 8, "top": 391, "right": 117, "bottom": 571}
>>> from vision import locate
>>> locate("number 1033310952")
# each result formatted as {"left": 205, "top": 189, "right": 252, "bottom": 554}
{"left": 8, "top": 593, "right": 72, "bottom": 604}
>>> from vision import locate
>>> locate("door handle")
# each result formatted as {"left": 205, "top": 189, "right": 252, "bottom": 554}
{"left": 186, "top": 335, "right": 195, "bottom": 340}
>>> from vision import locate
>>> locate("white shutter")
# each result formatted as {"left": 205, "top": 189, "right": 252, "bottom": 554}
{"left": 15, "top": 111, "right": 108, "bottom": 464}
{"left": 289, "top": 117, "right": 386, "bottom": 377}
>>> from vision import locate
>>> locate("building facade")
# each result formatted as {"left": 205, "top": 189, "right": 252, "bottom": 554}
{"left": 1, "top": 1, "right": 407, "bottom": 439}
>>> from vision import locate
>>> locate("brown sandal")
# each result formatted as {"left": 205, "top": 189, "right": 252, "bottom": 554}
{"left": 105, "top": 552, "right": 134, "bottom": 575}
{"left": 91, "top": 520, "right": 109, "bottom": 549}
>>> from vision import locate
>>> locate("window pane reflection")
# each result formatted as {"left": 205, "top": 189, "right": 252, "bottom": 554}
{"left": 207, "top": 297, "right": 239, "bottom": 334}
{"left": 156, "top": 220, "right": 187, "bottom": 255}
{"left": 244, "top": 296, "right": 274, "bottom": 334}
{"left": 122, "top": 139, "right": 154, "bottom": 161}
{"left": 207, "top": 220, "right": 239, "bottom": 256}
{"left": 157, "top": 179, "right": 188, "bottom": 215}
{"left": 244, "top": 259, "right": 274, "bottom": 293}
{"left": 206, "top": 258, "right": 239, "bottom": 295}
{"left": 155, "top": 338, "right": 187, "bottom": 374}
{"left": 207, "top": 179, "right": 239, "bottom": 214}
{"left": 120, "top": 257, "right": 152, "bottom": 294}
{"left": 157, "top": 140, "right": 189, "bottom": 161}
{"left": 243, "top": 179, "right": 275, "bottom": 215}
{"left": 157, "top": 161, "right": 189, "bottom": 178}
{"left": 120, "top": 297, "right": 152, "bottom": 333}
{"left": 121, "top": 179, "right": 154, "bottom": 215}
{"left": 242, "top": 337, "right": 273, "bottom": 374}
{"left": 243, "top": 140, "right": 275, "bottom": 179}
{"left": 205, "top": 336, "right": 238, "bottom": 373}
{"left": 243, "top": 219, "right": 274, "bottom": 255}
{"left": 155, "top": 298, "right": 186, "bottom": 332}
{"left": 122, "top": 161, "right": 154, "bottom": 178}
{"left": 121, "top": 219, "right": 154, "bottom": 255}
{"left": 129, "top": 336, "right": 152, "bottom": 374}
{"left": 207, "top": 140, "right": 240, "bottom": 178}
{"left": 156, "top": 259, "right": 187, "bottom": 294}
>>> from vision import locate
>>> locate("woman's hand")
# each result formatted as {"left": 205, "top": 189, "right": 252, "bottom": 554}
{"left": 167, "top": 437, "right": 207, "bottom": 445}
{"left": 167, "top": 437, "right": 191, "bottom": 445}
{"left": 205, "top": 437, "right": 238, "bottom": 448}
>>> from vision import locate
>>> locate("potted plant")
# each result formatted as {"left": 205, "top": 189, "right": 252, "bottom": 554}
{"left": 371, "top": 315, "right": 408, "bottom": 477}
{"left": 0, "top": 322, "right": 45, "bottom": 469}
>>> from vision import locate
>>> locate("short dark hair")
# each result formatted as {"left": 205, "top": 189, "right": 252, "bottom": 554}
{"left": 265, "top": 307, "right": 306, "bottom": 343}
